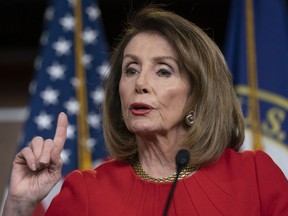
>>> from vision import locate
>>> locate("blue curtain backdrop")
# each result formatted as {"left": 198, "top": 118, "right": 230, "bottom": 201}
{"left": 224, "top": 0, "right": 288, "bottom": 176}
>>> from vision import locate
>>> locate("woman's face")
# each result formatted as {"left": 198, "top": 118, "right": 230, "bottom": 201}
{"left": 119, "top": 32, "right": 191, "bottom": 136}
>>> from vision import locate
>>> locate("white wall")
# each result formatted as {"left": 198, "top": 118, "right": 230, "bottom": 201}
{"left": 0, "top": 107, "right": 26, "bottom": 211}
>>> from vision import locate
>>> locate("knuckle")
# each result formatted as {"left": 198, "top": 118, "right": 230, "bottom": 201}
{"left": 21, "top": 147, "right": 32, "bottom": 156}
{"left": 44, "top": 139, "right": 55, "bottom": 148}
{"left": 30, "top": 136, "right": 44, "bottom": 148}
{"left": 31, "top": 136, "right": 44, "bottom": 143}
{"left": 19, "top": 147, "right": 35, "bottom": 162}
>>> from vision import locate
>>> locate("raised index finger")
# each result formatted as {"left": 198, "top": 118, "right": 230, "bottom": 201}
{"left": 53, "top": 112, "right": 68, "bottom": 150}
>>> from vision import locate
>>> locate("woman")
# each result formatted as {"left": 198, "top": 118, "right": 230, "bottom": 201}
{"left": 3, "top": 6, "right": 288, "bottom": 216}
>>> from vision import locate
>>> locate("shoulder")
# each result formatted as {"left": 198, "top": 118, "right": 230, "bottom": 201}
{"left": 199, "top": 148, "right": 258, "bottom": 183}
{"left": 211, "top": 147, "right": 281, "bottom": 170}
{"left": 66, "top": 159, "right": 130, "bottom": 176}
{"left": 197, "top": 148, "right": 288, "bottom": 214}
{"left": 199, "top": 148, "right": 287, "bottom": 192}
{"left": 218, "top": 148, "right": 286, "bottom": 176}
{"left": 47, "top": 160, "right": 132, "bottom": 215}
{"left": 95, "top": 159, "right": 131, "bottom": 172}
{"left": 64, "top": 159, "right": 132, "bottom": 184}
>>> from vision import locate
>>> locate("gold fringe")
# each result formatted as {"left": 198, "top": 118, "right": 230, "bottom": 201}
{"left": 245, "top": 0, "right": 263, "bottom": 149}
{"left": 74, "top": 0, "right": 92, "bottom": 169}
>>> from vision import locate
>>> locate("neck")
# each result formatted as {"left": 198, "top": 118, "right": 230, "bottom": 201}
{"left": 136, "top": 138, "right": 184, "bottom": 179}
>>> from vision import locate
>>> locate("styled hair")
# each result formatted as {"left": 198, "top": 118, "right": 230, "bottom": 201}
{"left": 103, "top": 6, "right": 245, "bottom": 167}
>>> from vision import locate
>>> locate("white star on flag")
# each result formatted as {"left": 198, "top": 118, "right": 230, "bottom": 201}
{"left": 67, "top": 0, "right": 76, "bottom": 7}
{"left": 81, "top": 53, "right": 93, "bottom": 68}
{"left": 97, "top": 61, "right": 109, "bottom": 79}
{"left": 60, "top": 14, "right": 75, "bottom": 31}
{"left": 34, "top": 112, "right": 54, "bottom": 130}
{"left": 40, "top": 87, "right": 59, "bottom": 105}
{"left": 44, "top": 7, "right": 54, "bottom": 21}
{"left": 70, "top": 77, "right": 80, "bottom": 88}
{"left": 66, "top": 124, "right": 76, "bottom": 139}
{"left": 52, "top": 37, "right": 72, "bottom": 55}
{"left": 90, "top": 88, "right": 104, "bottom": 104}
{"left": 82, "top": 28, "right": 98, "bottom": 44}
{"left": 47, "top": 62, "right": 66, "bottom": 80}
{"left": 86, "top": 138, "right": 97, "bottom": 150}
{"left": 61, "top": 149, "right": 72, "bottom": 164}
{"left": 87, "top": 113, "right": 101, "bottom": 129}
{"left": 40, "top": 32, "right": 49, "bottom": 45}
{"left": 33, "top": 56, "right": 42, "bottom": 71}
{"left": 64, "top": 98, "right": 80, "bottom": 115}
{"left": 86, "top": 5, "right": 100, "bottom": 21}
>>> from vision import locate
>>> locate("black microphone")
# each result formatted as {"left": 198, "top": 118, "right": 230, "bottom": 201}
{"left": 163, "top": 149, "right": 190, "bottom": 216}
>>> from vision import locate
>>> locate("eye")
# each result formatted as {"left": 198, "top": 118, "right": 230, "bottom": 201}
{"left": 124, "top": 67, "right": 138, "bottom": 76}
{"left": 156, "top": 68, "right": 172, "bottom": 77}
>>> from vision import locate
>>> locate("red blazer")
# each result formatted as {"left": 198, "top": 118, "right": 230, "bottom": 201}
{"left": 46, "top": 149, "right": 288, "bottom": 215}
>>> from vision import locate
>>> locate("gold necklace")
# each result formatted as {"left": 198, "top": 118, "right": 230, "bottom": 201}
{"left": 132, "top": 159, "right": 195, "bottom": 183}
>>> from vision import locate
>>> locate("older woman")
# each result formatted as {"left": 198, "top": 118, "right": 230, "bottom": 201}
{"left": 3, "top": 6, "right": 288, "bottom": 216}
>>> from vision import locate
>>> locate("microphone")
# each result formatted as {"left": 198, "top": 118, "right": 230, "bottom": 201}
{"left": 163, "top": 149, "right": 190, "bottom": 216}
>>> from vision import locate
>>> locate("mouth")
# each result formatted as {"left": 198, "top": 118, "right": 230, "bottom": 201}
{"left": 129, "top": 103, "right": 153, "bottom": 115}
{"left": 130, "top": 103, "right": 153, "bottom": 110}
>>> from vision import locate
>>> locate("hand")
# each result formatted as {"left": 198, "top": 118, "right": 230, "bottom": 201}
{"left": 3, "top": 112, "right": 68, "bottom": 216}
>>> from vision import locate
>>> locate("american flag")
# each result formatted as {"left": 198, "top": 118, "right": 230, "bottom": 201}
{"left": 19, "top": 0, "right": 109, "bottom": 214}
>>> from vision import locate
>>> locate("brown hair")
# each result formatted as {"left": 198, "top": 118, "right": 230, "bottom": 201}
{"left": 103, "top": 6, "right": 244, "bottom": 167}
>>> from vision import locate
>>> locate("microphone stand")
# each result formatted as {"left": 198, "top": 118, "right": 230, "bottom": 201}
{"left": 163, "top": 149, "right": 190, "bottom": 216}
{"left": 162, "top": 169, "right": 181, "bottom": 216}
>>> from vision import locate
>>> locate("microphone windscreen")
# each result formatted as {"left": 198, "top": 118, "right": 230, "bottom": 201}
{"left": 175, "top": 149, "right": 190, "bottom": 169}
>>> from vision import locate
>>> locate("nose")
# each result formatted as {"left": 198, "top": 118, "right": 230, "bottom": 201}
{"left": 135, "top": 70, "right": 150, "bottom": 94}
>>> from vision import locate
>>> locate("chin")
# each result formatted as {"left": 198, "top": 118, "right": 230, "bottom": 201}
{"left": 128, "top": 121, "right": 157, "bottom": 134}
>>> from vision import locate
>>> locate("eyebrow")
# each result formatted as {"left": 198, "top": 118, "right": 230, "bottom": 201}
{"left": 123, "top": 54, "right": 178, "bottom": 64}
{"left": 123, "top": 54, "right": 140, "bottom": 62}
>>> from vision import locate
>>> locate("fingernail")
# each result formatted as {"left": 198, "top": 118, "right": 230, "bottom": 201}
{"left": 32, "top": 163, "right": 36, "bottom": 171}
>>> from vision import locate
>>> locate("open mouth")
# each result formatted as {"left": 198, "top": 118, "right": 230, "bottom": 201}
{"left": 133, "top": 106, "right": 149, "bottom": 110}
{"left": 129, "top": 103, "right": 153, "bottom": 115}
{"left": 130, "top": 103, "right": 153, "bottom": 110}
